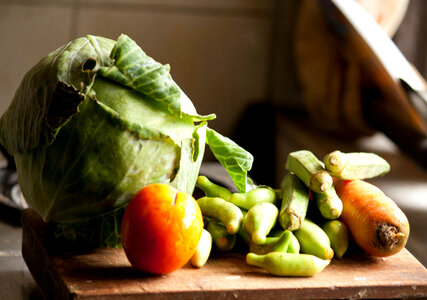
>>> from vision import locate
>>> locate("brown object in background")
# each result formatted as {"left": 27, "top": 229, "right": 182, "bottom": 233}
{"left": 294, "top": 0, "right": 411, "bottom": 137}
{"left": 315, "top": 0, "right": 427, "bottom": 168}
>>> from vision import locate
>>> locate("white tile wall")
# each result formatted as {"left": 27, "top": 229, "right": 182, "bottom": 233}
{"left": 0, "top": 3, "right": 73, "bottom": 114}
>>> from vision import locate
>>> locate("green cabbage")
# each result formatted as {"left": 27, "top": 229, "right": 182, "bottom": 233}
{"left": 0, "top": 34, "right": 253, "bottom": 247}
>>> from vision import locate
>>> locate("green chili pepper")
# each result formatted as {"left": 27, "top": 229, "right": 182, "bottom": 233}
{"left": 246, "top": 252, "right": 331, "bottom": 277}
{"left": 196, "top": 175, "right": 232, "bottom": 201}
{"left": 268, "top": 228, "right": 300, "bottom": 253}
{"left": 229, "top": 187, "right": 279, "bottom": 210}
{"left": 322, "top": 220, "right": 349, "bottom": 259}
{"left": 197, "top": 196, "right": 243, "bottom": 234}
{"left": 294, "top": 219, "right": 334, "bottom": 260}
{"left": 237, "top": 209, "right": 252, "bottom": 246}
{"left": 244, "top": 202, "right": 278, "bottom": 245}
{"left": 205, "top": 217, "right": 236, "bottom": 252}
{"left": 190, "top": 229, "right": 212, "bottom": 268}
{"left": 250, "top": 230, "right": 293, "bottom": 255}
{"left": 287, "top": 232, "right": 301, "bottom": 254}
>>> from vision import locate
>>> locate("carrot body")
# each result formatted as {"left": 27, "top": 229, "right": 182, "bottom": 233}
{"left": 334, "top": 179, "right": 409, "bottom": 257}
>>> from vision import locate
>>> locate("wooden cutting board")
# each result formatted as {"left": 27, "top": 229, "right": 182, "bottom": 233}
{"left": 21, "top": 208, "right": 427, "bottom": 299}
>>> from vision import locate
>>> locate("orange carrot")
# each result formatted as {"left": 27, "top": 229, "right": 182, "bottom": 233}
{"left": 334, "top": 179, "right": 409, "bottom": 257}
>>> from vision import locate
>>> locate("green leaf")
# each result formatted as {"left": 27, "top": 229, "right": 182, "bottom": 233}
{"left": 206, "top": 128, "right": 253, "bottom": 193}
{"left": 99, "top": 34, "right": 181, "bottom": 114}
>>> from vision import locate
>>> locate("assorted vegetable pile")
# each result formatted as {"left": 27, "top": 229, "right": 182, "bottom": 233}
{"left": 192, "top": 150, "right": 410, "bottom": 277}
{"left": 0, "top": 34, "right": 252, "bottom": 247}
{"left": 0, "top": 33, "right": 411, "bottom": 278}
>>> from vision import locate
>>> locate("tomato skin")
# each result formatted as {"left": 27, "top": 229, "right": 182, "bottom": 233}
{"left": 121, "top": 184, "right": 203, "bottom": 274}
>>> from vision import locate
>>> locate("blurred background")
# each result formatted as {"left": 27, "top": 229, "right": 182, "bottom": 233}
{"left": 0, "top": 0, "right": 426, "bottom": 177}
{"left": 1, "top": 0, "right": 425, "bottom": 142}
{"left": 0, "top": 0, "right": 426, "bottom": 297}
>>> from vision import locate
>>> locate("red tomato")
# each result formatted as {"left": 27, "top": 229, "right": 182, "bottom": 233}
{"left": 121, "top": 183, "right": 203, "bottom": 274}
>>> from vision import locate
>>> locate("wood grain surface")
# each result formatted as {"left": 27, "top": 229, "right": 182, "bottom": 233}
{"left": 21, "top": 208, "right": 427, "bottom": 299}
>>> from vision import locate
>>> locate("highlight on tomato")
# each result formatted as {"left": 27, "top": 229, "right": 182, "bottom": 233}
{"left": 121, "top": 183, "right": 204, "bottom": 274}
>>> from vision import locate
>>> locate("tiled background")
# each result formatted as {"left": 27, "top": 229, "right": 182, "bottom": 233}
{"left": 0, "top": 0, "right": 425, "bottom": 139}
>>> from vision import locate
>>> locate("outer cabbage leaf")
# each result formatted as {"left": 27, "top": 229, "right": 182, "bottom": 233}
{"left": 99, "top": 34, "right": 181, "bottom": 114}
{"left": 206, "top": 128, "right": 253, "bottom": 193}
{"left": 16, "top": 85, "right": 189, "bottom": 224}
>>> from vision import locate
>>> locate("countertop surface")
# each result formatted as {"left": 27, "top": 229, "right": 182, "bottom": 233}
{"left": 19, "top": 208, "right": 427, "bottom": 299}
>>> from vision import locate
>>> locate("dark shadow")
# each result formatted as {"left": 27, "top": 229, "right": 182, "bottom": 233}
{"left": 231, "top": 102, "right": 278, "bottom": 187}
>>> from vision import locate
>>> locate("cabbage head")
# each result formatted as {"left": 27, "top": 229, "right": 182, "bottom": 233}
{"left": 0, "top": 34, "right": 253, "bottom": 247}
